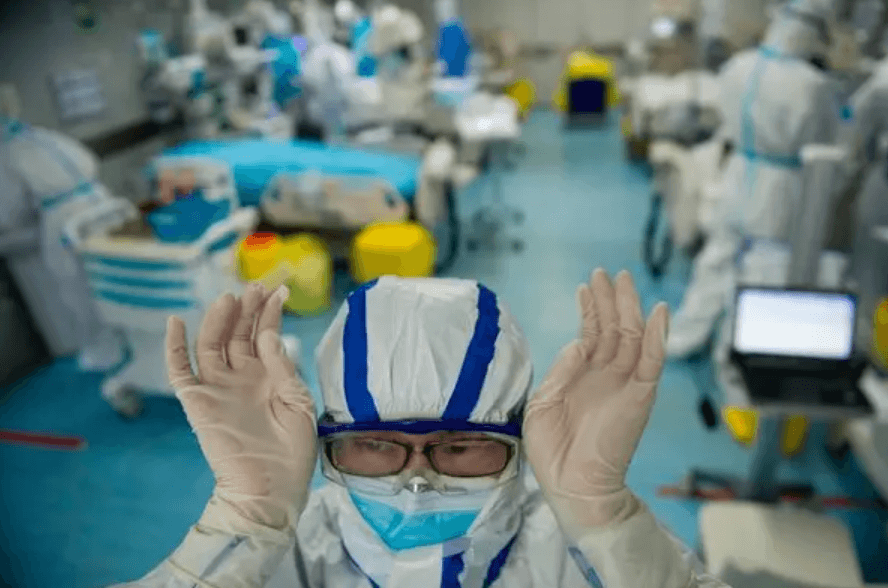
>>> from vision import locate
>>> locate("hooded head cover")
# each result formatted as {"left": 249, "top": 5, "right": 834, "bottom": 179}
{"left": 315, "top": 276, "right": 533, "bottom": 435}
{"left": 763, "top": 0, "right": 838, "bottom": 60}
{"left": 314, "top": 276, "right": 535, "bottom": 586}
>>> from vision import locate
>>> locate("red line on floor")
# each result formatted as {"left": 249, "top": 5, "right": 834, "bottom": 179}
{"left": 0, "top": 429, "right": 87, "bottom": 450}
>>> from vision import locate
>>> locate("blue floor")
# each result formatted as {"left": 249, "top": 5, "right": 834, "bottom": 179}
{"left": 2, "top": 110, "right": 886, "bottom": 587}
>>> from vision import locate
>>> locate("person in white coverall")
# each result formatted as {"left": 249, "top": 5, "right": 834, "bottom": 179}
{"left": 0, "top": 115, "right": 124, "bottom": 370}
{"left": 666, "top": 0, "right": 844, "bottom": 358}
{"left": 110, "top": 271, "right": 729, "bottom": 588}
{"left": 842, "top": 50, "right": 888, "bottom": 344}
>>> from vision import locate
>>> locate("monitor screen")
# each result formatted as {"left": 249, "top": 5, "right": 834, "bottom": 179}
{"left": 733, "top": 289, "right": 856, "bottom": 360}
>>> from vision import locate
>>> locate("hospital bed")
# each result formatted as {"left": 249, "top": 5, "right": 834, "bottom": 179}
{"left": 63, "top": 198, "right": 260, "bottom": 417}
{"left": 643, "top": 138, "right": 728, "bottom": 277}
{"left": 620, "top": 71, "right": 722, "bottom": 157}
{"left": 160, "top": 139, "right": 462, "bottom": 272}
{"left": 628, "top": 71, "right": 724, "bottom": 277}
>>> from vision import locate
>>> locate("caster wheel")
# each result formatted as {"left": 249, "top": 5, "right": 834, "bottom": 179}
{"left": 466, "top": 239, "right": 479, "bottom": 252}
{"left": 103, "top": 384, "right": 144, "bottom": 419}
{"left": 698, "top": 397, "right": 718, "bottom": 430}
{"left": 512, "top": 240, "right": 524, "bottom": 253}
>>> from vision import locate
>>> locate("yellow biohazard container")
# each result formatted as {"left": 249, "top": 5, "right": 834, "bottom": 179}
{"left": 238, "top": 233, "right": 283, "bottom": 281}
{"left": 238, "top": 232, "right": 332, "bottom": 316}
{"left": 505, "top": 78, "right": 536, "bottom": 119}
{"left": 553, "top": 51, "right": 621, "bottom": 112}
{"left": 872, "top": 298, "right": 888, "bottom": 371}
{"left": 723, "top": 407, "right": 808, "bottom": 457}
{"left": 279, "top": 234, "right": 332, "bottom": 315}
{"left": 350, "top": 221, "right": 436, "bottom": 284}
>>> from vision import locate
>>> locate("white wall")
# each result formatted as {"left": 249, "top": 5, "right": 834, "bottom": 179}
{"left": 430, "top": 0, "right": 653, "bottom": 105}
{"left": 0, "top": 0, "right": 246, "bottom": 199}
{"left": 0, "top": 0, "right": 187, "bottom": 141}
{"left": 462, "top": 0, "right": 652, "bottom": 46}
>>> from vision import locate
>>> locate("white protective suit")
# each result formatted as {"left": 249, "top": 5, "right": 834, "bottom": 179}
{"left": 844, "top": 57, "right": 888, "bottom": 343}
{"left": 112, "top": 276, "right": 729, "bottom": 588}
{"left": 666, "top": 0, "right": 844, "bottom": 357}
{"left": 0, "top": 116, "right": 124, "bottom": 369}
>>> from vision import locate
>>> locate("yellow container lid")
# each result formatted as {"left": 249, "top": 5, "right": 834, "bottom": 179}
{"left": 356, "top": 222, "right": 430, "bottom": 252}
{"left": 566, "top": 51, "right": 615, "bottom": 78}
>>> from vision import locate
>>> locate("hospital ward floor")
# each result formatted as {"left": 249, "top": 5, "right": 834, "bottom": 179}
{"left": 2, "top": 110, "right": 887, "bottom": 586}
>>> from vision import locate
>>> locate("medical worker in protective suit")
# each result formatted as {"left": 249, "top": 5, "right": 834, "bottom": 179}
{"left": 334, "top": 0, "right": 376, "bottom": 77}
{"left": 0, "top": 114, "right": 125, "bottom": 370}
{"left": 841, "top": 40, "right": 888, "bottom": 346}
{"left": 666, "top": 0, "right": 844, "bottom": 357}
{"left": 112, "top": 272, "right": 729, "bottom": 587}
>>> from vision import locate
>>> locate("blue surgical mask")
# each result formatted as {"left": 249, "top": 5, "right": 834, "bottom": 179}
{"left": 349, "top": 487, "right": 493, "bottom": 551}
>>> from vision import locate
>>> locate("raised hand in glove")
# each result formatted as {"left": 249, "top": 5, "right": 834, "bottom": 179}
{"left": 524, "top": 269, "right": 669, "bottom": 537}
{"left": 166, "top": 284, "right": 317, "bottom": 532}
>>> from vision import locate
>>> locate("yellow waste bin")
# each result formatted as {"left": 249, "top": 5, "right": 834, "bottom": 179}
{"left": 238, "top": 232, "right": 283, "bottom": 281}
{"left": 506, "top": 78, "right": 536, "bottom": 119}
{"left": 238, "top": 232, "right": 332, "bottom": 315}
{"left": 723, "top": 407, "right": 809, "bottom": 457}
{"left": 279, "top": 234, "right": 332, "bottom": 315}
{"left": 350, "top": 221, "right": 436, "bottom": 284}
{"left": 872, "top": 298, "right": 888, "bottom": 371}
{"left": 553, "top": 51, "right": 621, "bottom": 112}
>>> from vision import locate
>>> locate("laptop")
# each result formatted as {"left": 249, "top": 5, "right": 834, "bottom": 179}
{"left": 730, "top": 287, "right": 872, "bottom": 414}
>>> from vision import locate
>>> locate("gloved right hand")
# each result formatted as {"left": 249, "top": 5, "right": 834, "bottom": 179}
{"left": 166, "top": 284, "right": 317, "bottom": 531}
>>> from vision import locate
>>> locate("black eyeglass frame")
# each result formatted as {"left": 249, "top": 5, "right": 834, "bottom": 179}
{"left": 323, "top": 434, "right": 517, "bottom": 479}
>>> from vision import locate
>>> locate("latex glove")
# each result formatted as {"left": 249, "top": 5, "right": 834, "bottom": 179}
{"left": 524, "top": 269, "right": 669, "bottom": 537}
{"left": 166, "top": 284, "right": 317, "bottom": 531}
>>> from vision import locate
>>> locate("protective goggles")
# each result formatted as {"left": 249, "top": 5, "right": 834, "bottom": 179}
{"left": 319, "top": 431, "right": 521, "bottom": 496}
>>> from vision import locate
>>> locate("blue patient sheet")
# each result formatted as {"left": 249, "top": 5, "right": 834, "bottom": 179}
{"left": 163, "top": 140, "right": 422, "bottom": 207}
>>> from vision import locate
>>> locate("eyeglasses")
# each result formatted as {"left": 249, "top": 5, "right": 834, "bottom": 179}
{"left": 319, "top": 432, "right": 522, "bottom": 496}
{"left": 324, "top": 434, "right": 513, "bottom": 478}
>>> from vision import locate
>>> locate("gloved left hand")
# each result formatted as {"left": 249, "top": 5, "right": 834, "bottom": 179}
{"left": 524, "top": 269, "right": 669, "bottom": 537}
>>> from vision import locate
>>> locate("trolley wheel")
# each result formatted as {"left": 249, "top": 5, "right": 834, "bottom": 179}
{"left": 699, "top": 397, "right": 719, "bottom": 430}
{"left": 643, "top": 192, "right": 674, "bottom": 280}
{"left": 466, "top": 239, "right": 479, "bottom": 252}
{"left": 103, "top": 383, "right": 144, "bottom": 419}
{"left": 511, "top": 240, "right": 525, "bottom": 253}
{"left": 434, "top": 183, "right": 460, "bottom": 274}
{"left": 687, "top": 233, "right": 707, "bottom": 260}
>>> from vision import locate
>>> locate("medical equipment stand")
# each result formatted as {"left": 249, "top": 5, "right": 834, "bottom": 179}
{"left": 679, "top": 146, "right": 877, "bottom": 587}
{"left": 677, "top": 146, "right": 863, "bottom": 502}
{"left": 465, "top": 138, "right": 524, "bottom": 253}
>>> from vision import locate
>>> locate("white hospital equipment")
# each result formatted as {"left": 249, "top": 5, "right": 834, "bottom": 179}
{"left": 699, "top": 502, "right": 867, "bottom": 588}
{"left": 457, "top": 94, "right": 525, "bottom": 253}
{"left": 261, "top": 173, "right": 409, "bottom": 229}
{"left": 632, "top": 71, "right": 725, "bottom": 277}
{"left": 141, "top": 0, "right": 294, "bottom": 141}
{"left": 60, "top": 157, "right": 297, "bottom": 417}
{"left": 622, "top": 71, "right": 722, "bottom": 149}
{"left": 644, "top": 137, "right": 729, "bottom": 277}
{"left": 64, "top": 199, "right": 259, "bottom": 417}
